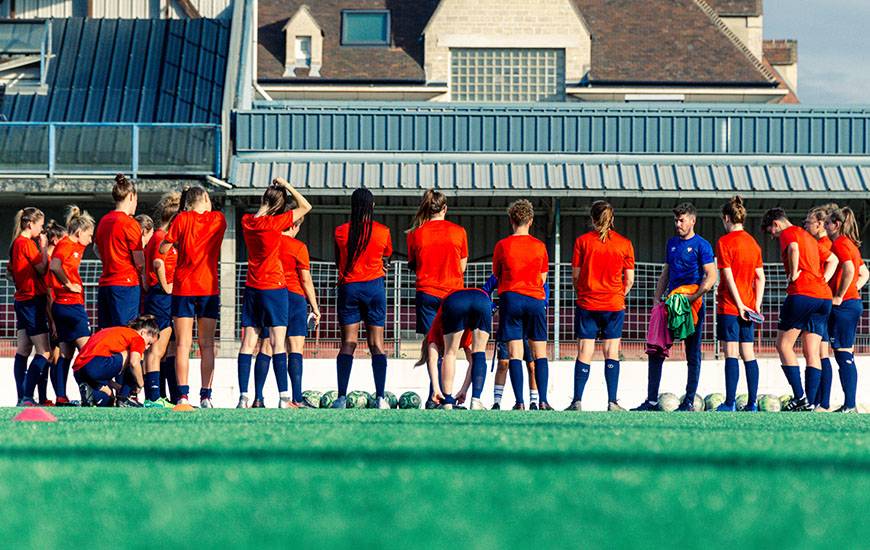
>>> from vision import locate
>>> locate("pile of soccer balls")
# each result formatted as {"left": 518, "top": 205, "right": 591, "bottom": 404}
{"left": 655, "top": 392, "right": 787, "bottom": 412}
{"left": 301, "top": 390, "right": 423, "bottom": 409}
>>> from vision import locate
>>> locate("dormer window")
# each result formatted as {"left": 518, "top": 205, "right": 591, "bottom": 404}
{"left": 341, "top": 10, "right": 390, "bottom": 46}
{"left": 283, "top": 6, "right": 322, "bottom": 77}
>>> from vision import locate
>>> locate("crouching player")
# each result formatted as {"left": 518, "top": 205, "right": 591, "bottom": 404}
{"left": 423, "top": 288, "right": 492, "bottom": 410}
{"left": 72, "top": 315, "right": 159, "bottom": 407}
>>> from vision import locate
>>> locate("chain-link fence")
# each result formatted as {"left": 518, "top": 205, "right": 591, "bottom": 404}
{"left": 2, "top": 259, "right": 869, "bottom": 357}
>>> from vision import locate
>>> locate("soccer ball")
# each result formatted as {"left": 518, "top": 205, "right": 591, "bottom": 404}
{"left": 385, "top": 391, "right": 398, "bottom": 409}
{"left": 347, "top": 391, "right": 368, "bottom": 409}
{"left": 657, "top": 393, "right": 679, "bottom": 412}
{"left": 735, "top": 393, "right": 749, "bottom": 410}
{"left": 302, "top": 390, "right": 322, "bottom": 408}
{"left": 679, "top": 393, "right": 704, "bottom": 411}
{"left": 759, "top": 394, "right": 781, "bottom": 412}
{"left": 366, "top": 392, "right": 377, "bottom": 408}
{"left": 399, "top": 391, "right": 422, "bottom": 409}
{"left": 320, "top": 390, "right": 338, "bottom": 409}
{"left": 704, "top": 393, "right": 725, "bottom": 411}
{"left": 779, "top": 394, "right": 792, "bottom": 409}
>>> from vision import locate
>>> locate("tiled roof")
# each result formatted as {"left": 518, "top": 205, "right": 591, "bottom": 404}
{"left": 1, "top": 17, "right": 230, "bottom": 123}
{"left": 763, "top": 39, "right": 798, "bottom": 65}
{"left": 702, "top": 0, "right": 763, "bottom": 16}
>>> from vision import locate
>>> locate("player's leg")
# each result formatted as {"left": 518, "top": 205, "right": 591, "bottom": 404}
{"left": 678, "top": 302, "right": 705, "bottom": 411}
{"left": 716, "top": 314, "right": 740, "bottom": 411}
{"left": 569, "top": 307, "right": 598, "bottom": 411}
{"left": 831, "top": 299, "right": 861, "bottom": 412}
{"left": 525, "top": 341, "right": 538, "bottom": 409}
{"left": 602, "top": 337, "right": 623, "bottom": 411}
{"left": 367, "top": 325, "right": 387, "bottom": 402}
{"left": 13, "top": 330, "right": 32, "bottom": 403}
{"left": 143, "top": 326, "right": 172, "bottom": 408}
{"left": 172, "top": 313, "right": 194, "bottom": 405}
{"left": 737, "top": 317, "right": 759, "bottom": 411}
{"left": 21, "top": 332, "right": 51, "bottom": 406}
{"left": 801, "top": 331, "right": 823, "bottom": 412}
{"left": 492, "top": 343, "right": 509, "bottom": 409}
{"left": 527, "top": 295, "right": 550, "bottom": 410}
{"left": 197, "top": 311, "right": 218, "bottom": 407}
{"left": 468, "top": 329, "right": 490, "bottom": 410}
{"left": 238, "top": 326, "right": 261, "bottom": 407}
{"left": 777, "top": 328, "right": 805, "bottom": 409}
{"left": 440, "top": 331, "right": 464, "bottom": 409}
{"left": 286, "top": 290, "right": 309, "bottom": 406}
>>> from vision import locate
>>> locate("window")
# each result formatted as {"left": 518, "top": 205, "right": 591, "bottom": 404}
{"left": 295, "top": 36, "right": 311, "bottom": 68}
{"left": 341, "top": 10, "right": 390, "bottom": 46}
{"left": 451, "top": 48, "right": 565, "bottom": 102}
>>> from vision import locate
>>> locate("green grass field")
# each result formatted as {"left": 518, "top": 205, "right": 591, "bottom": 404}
{"left": 2, "top": 408, "right": 869, "bottom": 548}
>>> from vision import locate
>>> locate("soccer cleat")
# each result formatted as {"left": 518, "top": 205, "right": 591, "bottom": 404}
{"left": 17, "top": 397, "right": 37, "bottom": 407}
{"left": 144, "top": 399, "right": 170, "bottom": 408}
{"left": 55, "top": 397, "right": 77, "bottom": 407}
{"left": 117, "top": 396, "right": 143, "bottom": 408}
{"left": 538, "top": 402, "right": 554, "bottom": 411}
{"left": 424, "top": 399, "right": 439, "bottom": 410}
{"left": 300, "top": 400, "right": 317, "bottom": 409}
{"left": 812, "top": 406, "right": 831, "bottom": 413}
{"left": 470, "top": 398, "right": 484, "bottom": 410}
{"left": 177, "top": 395, "right": 190, "bottom": 406}
{"left": 716, "top": 402, "right": 736, "bottom": 412}
{"left": 512, "top": 403, "right": 525, "bottom": 410}
{"left": 441, "top": 403, "right": 454, "bottom": 410}
{"left": 564, "top": 400, "right": 583, "bottom": 411}
{"left": 39, "top": 400, "right": 55, "bottom": 407}
{"left": 783, "top": 396, "right": 812, "bottom": 412}
{"left": 676, "top": 400, "right": 695, "bottom": 412}
{"left": 607, "top": 401, "right": 626, "bottom": 412}
{"left": 78, "top": 384, "right": 95, "bottom": 407}
{"left": 376, "top": 397, "right": 391, "bottom": 410}
{"left": 279, "top": 397, "right": 300, "bottom": 409}
{"left": 236, "top": 395, "right": 250, "bottom": 409}
{"left": 739, "top": 403, "right": 759, "bottom": 412}
{"left": 331, "top": 396, "right": 347, "bottom": 409}
{"left": 251, "top": 399, "right": 266, "bottom": 409}
{"left": 490, "top": 402, "right": 501, "bottom": 410}
{"left": 529, "top": 402, "right": 539, "bottom": 410}
{"left": 631, "top": 400, "right": 658, "bottom": 411}
{"left": 200, "top": 397, "right": 214, "bottom": 409}
{"left": 835, "top": 405, "right": 858, "bottom": 414}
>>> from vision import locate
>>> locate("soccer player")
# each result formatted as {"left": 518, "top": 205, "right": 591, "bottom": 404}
{"left": 332, "top": 188, "right": 393, "bottom": 409}
{"left": 72, "top": 315, "right": 159, "bottom": 407}
{"left": 804, "top": 204, "right": 838, "bottom": 410}
{"left": 94, "top": 174, "right": 145, "bottom": 329}
{"left": 492, "top": 199, "right": 551, "bottom": 410}
{"left": 48, "top": 206, "right": 95, "bottom": 406}
{"left": 422, "top": 288, "right": 492, "bottom": 410}
{"left": 136, "top": 214, "right": 154, "bottom": 249}
{"left": 824, "top": 207, "right": 868, "bottom": 413}
{"left": 159, "top": 186, "right": 227, "bottom": 408}
{"left": 41, "top": 219, "right": 67, "bottom": 406}
{"left": 280, "top": 215, "right": 320, "bottom": 407}
{"left": 567, "top": 201, "right": 635, "bottom": 412}
{"left": 633, "top": 203, "right": 717, "bottom": 412}
{"left": 237, "top": 179, "right": 311, "bottom": 409}
{"left": 492, "top": 340, "right": 536, "bottom": 410}
{"left": 714, "top": 196, "right": 765, "bottom": 412}
{"left": 8, "top": 208, "right": 51, "bottom": 406}
{"left": 142, "top": 192, "right": 181, "bottom": 408}
{"left": 761, "top": 208, "right": 837, "bottom": 411}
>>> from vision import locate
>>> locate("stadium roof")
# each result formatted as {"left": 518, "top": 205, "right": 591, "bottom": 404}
{"left": 0, "top": 17, "right": 230, "bottom": 123}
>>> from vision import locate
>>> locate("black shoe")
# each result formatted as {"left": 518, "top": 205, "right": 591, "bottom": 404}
{"left": 784, "top": 396, "right": 812, "bottom": 412}
{"left": 529, "top": 402, "right": 539, "bottom": 410}
{"left": 564, "top": 400, "right": 582, "bottom": 411}
{"left": 425, "top": 399, "right": 439, "bottom": 410}
{"left": 491, "top": 402, "right": 501, "bottom": 410}
{"left": 631, "top": 400, "right": 658, "bottom": 411}
{"left": 538, "top": 402, "right": 554, "bottom": 411}
{"left": 835, "top": 405, "right": 858, "bottom": 414}
{"left": 251, "top": 399, "right": 266, "bottom": 409}
{"left": 676, "top": 400, "right": 695, "bottom": 412}
{"left": 512, "top": 403, "right": 525, "bottom": 410}
{"left": 117, "top": 396, "right": 143, "bottom": 408}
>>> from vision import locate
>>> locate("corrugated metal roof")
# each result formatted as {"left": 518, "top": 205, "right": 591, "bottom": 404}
{"left": 229, "top": 153, "right": 870, "bottom": 196}
{"left": 1, "top": 17, "right": 230, "bottom": 123}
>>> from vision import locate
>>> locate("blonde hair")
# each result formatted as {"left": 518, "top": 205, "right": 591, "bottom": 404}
{"left": 507, "top": 199, "right": 534, "bottom": 227}
{"left": 721, "top": 195, "right": 747, "bottom": 225}
{"left": 11, "top": 207, "right": 44, "bottom": 241}
{"left": 590, "top": 200, "right": 614, "bottom": 243}
{"left": 408, "top": 189, "right": 447, "bottom": 233}
{"left": 828, "top": 206, "right": 862, "bottom": 247}
{"left": 808, "top": 203, "right": 838, "bottom": 223}
{"left": 154, "top": 191, "right": 181, "bottom": 227}
{"left": 65, "top": 206, "right": 95, "bottom": 236}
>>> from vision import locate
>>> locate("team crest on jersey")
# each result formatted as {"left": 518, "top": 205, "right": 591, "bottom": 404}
{"left": 671, "top": 247, "right": 676, "bottom": 252}
{"left": 73, "top": 252, "right": 79, "bottom": 258}
{"left": 687, "top": 247, "right": 693, "bottom": 252}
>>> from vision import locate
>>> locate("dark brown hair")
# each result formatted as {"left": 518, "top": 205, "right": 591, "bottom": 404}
{"left": 112, "top": 174, "right": 136, "bottom": 203}
{"left": 761, "top": 207, "right": 788, "bottom": 233}
{"left": 508, "top": 199, "right": 534, "bottom": 227}
{"left": 673, "top": 202, "right": 696, "bottom": 217}
{"left": 408, "top": 189, "right": 447, "bottom": 233}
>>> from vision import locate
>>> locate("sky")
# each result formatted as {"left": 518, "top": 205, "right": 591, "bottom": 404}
{"left": 764, "top": 0, "right": 870, "bottom": 104}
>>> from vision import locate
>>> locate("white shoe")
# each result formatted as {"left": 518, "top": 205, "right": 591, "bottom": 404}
{"left": 200, "top": 397, "right": 214, "bottom": 409}
{"left": 236, "top": 395, "right": 250, "bottom": 409}
{"left": 442, "top": 403, "right": 453, "bottom": 410}
{"left": 177, "top": 396, "right": 190, "bottom": 406}
{"left": 377, "top": 397, "right": 390, "bottom": 410}
{"left": 279, "top": 397, "right": 294, "bottom": 409}
{"left": 470, "top": 398, "right": 484, "bottom": 410}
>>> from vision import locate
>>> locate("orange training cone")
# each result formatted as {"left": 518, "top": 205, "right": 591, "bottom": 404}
{"left": 13, "top": 408, "right": 57, "bottom": 422}
{"left": 172, "top": 403, "right": 196, "bottom": 412}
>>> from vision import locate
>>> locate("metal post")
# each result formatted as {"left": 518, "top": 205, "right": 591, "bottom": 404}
{"left": 131, "top": 124, "right": 139, "bottom": 178}
{"left": 393, "top": 261, "right": 401, "bottom": 358}
{"left": 218, "top": 200, "right": 238, "bottom": 358}
{"left": 712, "top": 282, "right": 719, "bottom": 360}
{"left": 48, "top": 123, "right": 55, "bottom": 177}
{"left": 553, "top": 198, "right": 561, "bottom": 360}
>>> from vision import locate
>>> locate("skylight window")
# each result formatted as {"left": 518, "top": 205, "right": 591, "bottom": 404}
{"left": 341, "top": 10, "right": 390, "bottom": 46}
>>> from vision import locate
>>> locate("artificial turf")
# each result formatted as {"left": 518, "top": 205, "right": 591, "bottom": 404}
{"left": 1, "top": 408, "right": 868, "bottom": 549}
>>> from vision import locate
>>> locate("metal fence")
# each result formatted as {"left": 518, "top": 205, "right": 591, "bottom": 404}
{"left": 3, "top": 259, "right": 869, "bottom": 358}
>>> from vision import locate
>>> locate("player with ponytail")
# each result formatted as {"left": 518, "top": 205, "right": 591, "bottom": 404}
{"left": 567, "top": 201, "right": 635, "bottom": 411}
{"left": 332, "top": 188, "right": 393, "bottom": 409}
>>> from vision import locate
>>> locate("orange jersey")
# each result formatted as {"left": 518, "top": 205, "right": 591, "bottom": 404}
{"left": 8, "top": 235, "right": 47, "bottom": 301}
{"left": 779, "top": 226, "right": 832, "bottom": 299}
{"left": 164, "top": 210, "right": 226, "bottom": 296}
{"left": 334, "top": 221, "right": 393, "bottom": 284}
{"left": 94, "top": 210, "right": 142, "bottom": 287}
{"left": 73, "top": 327, "right": 145, "bottom": 371}
{"left": 145, "top": 229, "right": 177, "bottom": 289}
{"left": 407, "top": 220, "right": 468, "bottom": 298}
{"left": 830, "top": 236, "right": 863, "bottom": 301}
{"left": 280, "top": 235, "right": 310, "bottom": 296}
{"left": 242, "top": 211, "right": 295, "bottom": 290}
{"left": 571, "top": 230, "right": 635, "bottom": 311}
{"left": 50, "top": 236, "right": 86, "bottom": 305}
{"left": 492, "top": 235, "right": 548, "bottom": 300}
{"left": 715, "top": 230, "right": 763, "bottom": 316}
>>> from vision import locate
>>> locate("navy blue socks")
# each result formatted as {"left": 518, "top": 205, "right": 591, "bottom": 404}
{"left": 13, "top": 354, "right": 27, "bottom": 400}
{"left": 273, "top": 352, "right": 289, "bottom": 394}
{"left": 685, "top": 360, "right": 701, "bottom": 402}
{"left": 573, "top": 361, "right": 590, "bottom": 401}
{"left": 289, "top": 352, "right": 304, "bottom": 402}
{"left": 724, "top": 357, "right": 739, "bottom": 406}
{"left": 337, "top": 353, "right": 353, "bottom": 397}
{"left": 471, "top": 352, "right": 486, "bottom": 399}
{"left": 92, "top": 389, "right": 111, "bottom": 407}
{"left": 22, "top": 355, "right": 48, "bottom": 400}
{"left": 781, "top": 365, "right": 804, "bottom": 399}
{"left": 804, "top": 367, "right": 821, "bottom": 405}
{"left": 237, "top": 352, "right": 252, "bottom": 395}
{"left": 160, "top": 357, "right": 178, "bottom": 401}
{"left": 199, "top": 387, "right": 212, "bottom": 400}
{"left": 835, "top": 350, "right": 857, "bottom": 408}
{"left": 508, "top": 359, "right": 524, "bottom": 404}
{"left": 177, "top": 384, "right": 190, "bottom": 399}
{"left": 372, "top": 354, "right": 387, "bottom": 398}
{"left": 37, "top": 362, "right": 49, "bottom": 402}
{"left": 254, "top": 352, "right": 271, "bottom": 400}
{"left": 52, "top": 356, "right": 69, "bottom": 398}
{"left": 144, "top": 371, "right": 161, "bottom": 401}
{"left": 744, "top": 359, "right": 759, "bottom": 406}
{"left": 604, "top": 359, "right": 620, "bottom": 403}
{"left": 534, "top": 358, "right": 549, "bottom": 404}
{"left": 647, "top": 355, "right": 664, "bottom": 403}
{"left": 817, "top": 357, "right": 833, "bottom": 408}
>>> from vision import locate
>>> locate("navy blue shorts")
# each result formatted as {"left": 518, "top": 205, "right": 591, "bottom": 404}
{"left": 497, "top": 340, "right": 532, "bottom": 363}
{"left": 15, "top": 295, "right": 49, "bottom": 337}
{"left": 338, "top": 278, "right": 386, "bottom": 327}
{"left": 241, "top": 287, "right": 289, "bottom": 330}
{"left": 415, "top": 291, "right": 442, "bottom": 334}
{"left": 172, "top": 294, "right": 220, "bottom": 320}
{"left": 287, "top": 291, "right": 309, "bottom": 337}
{"left": 829, "top": 299, "right": 863, "bottom": 349}
{"left": 778, "top": 295, "right": 832, "bottom": 336}
{"left": 79, "top": 352, "right": 124, "bottom": 387}
{"left": 441, "top": 289, "right": 492, "bottom": 335}
{"left": 498, "top": 291, "right": 547, "bottom": 342}
{"left": 574, "top": 308, "right": 624, "bottom": 340}
{"left": 717, "top": 313, "right": 755, "bottom": 343}
{"left": 51, "top": 303, "right": 91, "bottom": 343}
{"left": 144, "top": 286, "right": 173, "bottom": 330}
{"left": 97, "top": 285, "right": 140, "bottom": 329}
